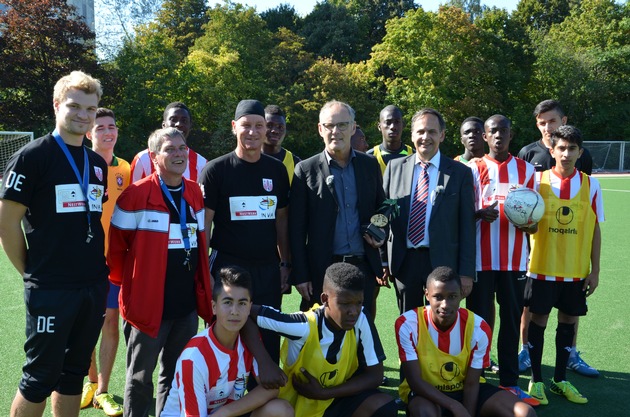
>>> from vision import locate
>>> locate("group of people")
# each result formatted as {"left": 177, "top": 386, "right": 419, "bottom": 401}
{"left": 0, "top": 70, "right": 603, "bottom": 417}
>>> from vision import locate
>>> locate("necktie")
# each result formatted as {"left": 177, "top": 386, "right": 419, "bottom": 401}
{"left": 408, "top": 161, "right": 429, "bottom": 246}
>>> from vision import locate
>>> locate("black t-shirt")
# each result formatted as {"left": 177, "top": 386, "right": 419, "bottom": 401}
{"left": 0, "top": 134, "right": 109, "bottom": 288}
{"left": 517, "top": 139, "right": 593, "bottom": 174}
{"left": 200, "top": 152, "right": 289, "bottom": 263}
{"left": 162, "top": 185, "right": 198, "bottom": 320}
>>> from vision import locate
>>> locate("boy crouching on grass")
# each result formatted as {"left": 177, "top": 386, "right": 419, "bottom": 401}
{"left": 525, "top": 125, "right": 604, "bottom": 406}
{"left": 161, "top": 266, "right": 293, "bottom": 417}
{"left": 251, "top": 262, "right": 397, "bottom": 417}
{"left": 396, "top": 266, "right": 536, "bottom": 417}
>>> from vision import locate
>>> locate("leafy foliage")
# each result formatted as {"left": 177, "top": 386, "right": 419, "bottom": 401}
{"left": 0, "top": 0, "right": 97, "bottom": 134}
{"left": 1, "top": 0, "right": 628, "bottom": 163}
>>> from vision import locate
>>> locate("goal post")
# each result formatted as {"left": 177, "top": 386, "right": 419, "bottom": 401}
{"left": 0, "top": 131, "right": 34, "bottom": 178}
{"left": 584, "top": 141, "right": 629, "bottom": 173}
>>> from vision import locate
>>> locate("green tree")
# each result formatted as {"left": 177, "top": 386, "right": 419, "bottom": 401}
{"left": 0, "top": 0, "right": 97, "bottom": 134}
{"left": 185, "top": 2, "right": 274, "bottom": 158}
{"left": 331, "top": 0, "right": 417, "bottom": 60}
{"left": 154, "top": 0, "right": 209, "bottom": 58}
{"left": 368, "top": 6, "right": 529, "bottom": 153}
{"left": 527, "top": 0, "right": 630, "bottom": 140}
{"left": 280, "top": 58, "right": 381, "bottom": 158}
{"left": 445, "top": 0, "right": 483, "bottom": 21}
{"left": 260, "top": 3, "right": 303, "bottom": 33}
{"left": 299, "top": 2, "right": 362, "bottom": 63}
{"left": 512, "top": 0, "right": 580, "bottom": 32}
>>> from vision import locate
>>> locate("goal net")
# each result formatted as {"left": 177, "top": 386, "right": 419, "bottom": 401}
{"left": 0, "top": 132, "right": 34, "bottom": 178}
{"left": 584, "top": 141, "right": 630, "bottom": 173}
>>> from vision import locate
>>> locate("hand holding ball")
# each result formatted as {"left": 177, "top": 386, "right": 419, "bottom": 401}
{"left": 504, "top": 188, "right": 545, "bottom": 227}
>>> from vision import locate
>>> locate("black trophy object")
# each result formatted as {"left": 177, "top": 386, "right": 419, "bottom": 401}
{"left": 364, "top": 199, "right": 399, "bottom": 242}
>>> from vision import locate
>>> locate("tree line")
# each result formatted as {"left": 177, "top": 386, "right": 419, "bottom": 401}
{"left": 1, "top": 0, "right": 628, "bottom": 162}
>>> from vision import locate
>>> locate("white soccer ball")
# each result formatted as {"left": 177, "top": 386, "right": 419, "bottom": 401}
{"left": 503, "top": 187, "right": 545, "bottom": 227}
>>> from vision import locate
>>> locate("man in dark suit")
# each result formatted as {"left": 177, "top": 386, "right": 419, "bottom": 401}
{"left": 290, "top": 100, "right": 386, "bottom": 312}
{"left": 383, "top": 108, "right": 476, "bottom": 314}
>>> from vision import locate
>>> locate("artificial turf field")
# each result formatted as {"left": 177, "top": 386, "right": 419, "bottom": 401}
{"left": 1, "top": 175, "right": 628, "bottom": 416}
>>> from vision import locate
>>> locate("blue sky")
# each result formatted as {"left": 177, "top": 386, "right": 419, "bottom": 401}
{"left": 242, "top": 0, "right": 520, "bottom": 16}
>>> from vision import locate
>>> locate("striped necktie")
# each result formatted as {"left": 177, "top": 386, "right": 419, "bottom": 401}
{"left": 408, "top": 161, "right": 430, "bottom": 246}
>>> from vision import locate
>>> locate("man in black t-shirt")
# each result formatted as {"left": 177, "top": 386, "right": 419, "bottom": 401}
{"left": 518, "top": 100, "right": 593, "bottom": 175}
{"left": 0, "top": 71, "right": 109, "bottom": 417}
{"left": 200, "top": 99, "right": 290, "bottom": 363}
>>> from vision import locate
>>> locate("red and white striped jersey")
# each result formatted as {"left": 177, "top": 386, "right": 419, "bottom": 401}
{"left": 527, "top": 167, "right": 604, "bottom": 282}
{"left": 395, "top": 306, "right": 492, "bottom": 370}
{"left": 161, "top": 325, "right": 257, "bottom": 417}
{"left": 470, "top": 155, "right": 536, "bottom": 271}
{"left": 130, "top": 148, "right": 208, "bottom": 183}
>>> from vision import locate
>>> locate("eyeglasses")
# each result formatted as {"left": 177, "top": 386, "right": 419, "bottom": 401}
{"left": 321, "top": 121, "right": 352, "bottom": 132}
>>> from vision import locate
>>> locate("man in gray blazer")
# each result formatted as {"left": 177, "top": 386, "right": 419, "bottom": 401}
{"left": 383, "top": 108, "right": 476, "bottom": 313}
{"left": 290, "top": 100, "right": 386, "bottom": 312}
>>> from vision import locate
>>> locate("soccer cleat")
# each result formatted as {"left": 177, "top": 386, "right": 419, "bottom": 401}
{"left": 487, "top": 359, "right": 500, "bottom": 373}
{"left": 81, "top": 382, "right": 97, "bottom": 409}
{"left": 94, "top": 392, "right": 124, "bottom": 416}
{"left": 499, "top": 385, "right": 540, "bottom": 407}
{"left": 528, "top": 380, "right": 548, "bottom": 405}
{"left": 550, "top": 379, "right": 588, "bottom": 404}
{"left": 567, "top": 351, "right": 600, "bottom": 377}
{"left": 518, "top": 348, "right": 531, "bottom": 373}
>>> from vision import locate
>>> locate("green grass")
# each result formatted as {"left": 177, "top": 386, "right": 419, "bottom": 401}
{"left": 1, "top": 176, "right": 629, "bottom": 416}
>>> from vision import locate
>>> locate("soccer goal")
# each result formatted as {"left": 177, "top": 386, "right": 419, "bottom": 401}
{"left": 0, "top": 131, "right": 34, "bottom": 178}
{"left": 584, "top": 141, "right": 630, "bottom": 173}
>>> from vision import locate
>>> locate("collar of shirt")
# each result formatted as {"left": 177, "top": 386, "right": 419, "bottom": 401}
{"left": 325, "top": 148, "right": 356, "bottom": 167}
{"left": 414, "top": 149, "right": 441, "bottom": 170}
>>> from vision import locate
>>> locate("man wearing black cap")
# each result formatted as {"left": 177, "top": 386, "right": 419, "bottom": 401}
{"left": 199, "top": 99, "right": 290, "bottom": 362}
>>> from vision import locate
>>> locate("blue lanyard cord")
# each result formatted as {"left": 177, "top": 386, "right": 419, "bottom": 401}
{"left": 159, "top": 177, "right": 192, "bottom": 269}
{"left": 52, "top": 131, "right": 93, "bottom": 242}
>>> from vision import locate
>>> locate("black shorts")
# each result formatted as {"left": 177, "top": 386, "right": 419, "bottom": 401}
{"left": 20, "top": 280, "right": 107, "bottom": 403}
{"left": 323, "top": 388, "right": 390, "bottom": 417}
{"left": 525, "top": 278, "right": 588, "bottom": 317}
{"left": 408, "top": 383, "right": 501, "bottom": 417}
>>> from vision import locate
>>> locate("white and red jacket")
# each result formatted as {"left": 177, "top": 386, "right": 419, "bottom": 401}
{"left": 108, "top": 172, "right": 213, "bottom": 337}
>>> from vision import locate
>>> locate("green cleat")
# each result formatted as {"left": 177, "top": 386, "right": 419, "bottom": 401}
{"left": 94, "top": 392, "right": 124, "bottom": 416}
{"left": 550, "top": 378, "right": 588, "bottom": 404}
{"left": 528, "top": 380, "right": 548, "bottom": 405}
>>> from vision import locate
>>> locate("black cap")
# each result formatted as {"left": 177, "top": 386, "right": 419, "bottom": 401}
{"left": 234, "top": 99, "right": 265, "bottom": 121}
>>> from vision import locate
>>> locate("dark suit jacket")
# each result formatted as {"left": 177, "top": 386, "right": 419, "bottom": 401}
{"left": 289, "top": 150, "right": 385, "bottom": 291}
{"left": 383, "top": 153, "right": 476, "bottom": 278}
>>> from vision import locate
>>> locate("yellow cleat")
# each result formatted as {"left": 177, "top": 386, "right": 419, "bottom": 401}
{"left": 80, "top": 382, "right": 97, "bottom": 409}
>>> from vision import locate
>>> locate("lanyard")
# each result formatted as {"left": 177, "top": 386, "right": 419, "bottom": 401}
{"left": 159, "top": 177, "right": 192, "bottom": 270}
{"left": 52, "top": 130, "right": 94, "bottom": 243}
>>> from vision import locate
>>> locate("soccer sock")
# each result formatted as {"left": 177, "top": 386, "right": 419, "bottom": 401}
{"left": 528, "top": 321, "right": 545, "bottom": 382}
{"left": 555, "top": 322, "right": 575, "bottom": 382}
{"left": 521, "top": 343, "right": 530, "bottom": 352}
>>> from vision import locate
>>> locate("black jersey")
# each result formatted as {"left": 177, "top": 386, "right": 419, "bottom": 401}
{"left": 200, "top": 152, "right": 290, "bottom": 263}
{"left": 517, "top": 140, "right": 593, "bottom": 174}
{"left": 0, "top": 134, "right": 109, "bottom": 288}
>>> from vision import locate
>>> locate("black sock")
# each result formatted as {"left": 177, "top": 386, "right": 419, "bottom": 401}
{"left": 555, "top": 322, "right": 575, "bottom": 382}
{"left": 528, "top": 321, "right": 546, "bottom": 382}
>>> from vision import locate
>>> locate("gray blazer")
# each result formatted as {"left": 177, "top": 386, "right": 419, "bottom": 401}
{"left": 383, "top": 153, "right": 476, "bottom": 278}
